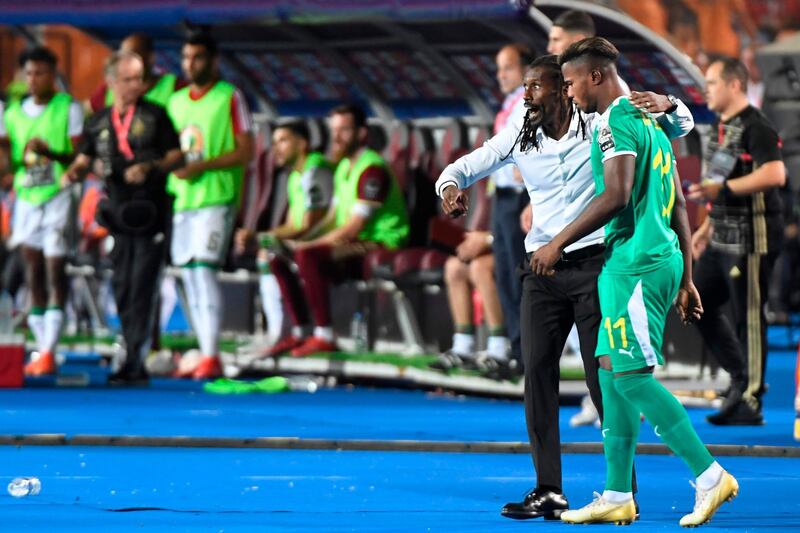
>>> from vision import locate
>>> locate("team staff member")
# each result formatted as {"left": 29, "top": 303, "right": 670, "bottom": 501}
{"left": 688, "top": 57, "right": 786, "bottom": 425}
{"left": 268, "top": 104, "right": 409, "bottom": 358}
{"left": 436, "top": 55, "right": 695, "bottom": 519}
{"left": 0, "top": 46, "right": 83, "bottom": 376}
{"left": 234, "top": 121, "right": 333, "bottom": 352}
{"left": 90, "top": 32, "right": 182, "bottom": 112}
{"left": 168, "top": 32, "right": 254, "bottom": 379}
{"left": 65, "top": 51, "right": 183, "bottom": 384}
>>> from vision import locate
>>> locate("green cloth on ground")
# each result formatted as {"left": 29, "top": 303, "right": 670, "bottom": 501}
{"left": 204, "top": 376, "right": 289, "bottom": 395}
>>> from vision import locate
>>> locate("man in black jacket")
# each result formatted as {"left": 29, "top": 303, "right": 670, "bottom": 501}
{"left": 688, "top": 56, "right": 786, "bottom": 425}
{"left": 65, "top": 51, "right": 183, "bottom": 384}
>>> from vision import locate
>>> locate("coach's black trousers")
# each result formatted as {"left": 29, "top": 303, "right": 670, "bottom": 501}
{"left": 520, "top": 248, "right": 635, "bottom": 493}
{"left": 110, "top": 232, "right": 166, "bottom": 375}
{"left": 694, "top": 247, "right": 779, "bottom": 404}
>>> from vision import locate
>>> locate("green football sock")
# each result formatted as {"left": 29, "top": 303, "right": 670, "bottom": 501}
{"left": 599, "top": 368, "right": 640, "bottom": 492}
{"left": 488, "top": 326, "right": 506, "bottom": 337}
{"left": 614, "top": 372, "right": 714, "bottom": 477}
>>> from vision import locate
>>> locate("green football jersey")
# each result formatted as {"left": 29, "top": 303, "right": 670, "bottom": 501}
{"left": 591, "top": 96, "right": 680, "bottom": 274}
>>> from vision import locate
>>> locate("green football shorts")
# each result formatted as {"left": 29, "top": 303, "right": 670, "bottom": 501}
{"left": 595, "top": 253, "right": 683, "bottom": 372}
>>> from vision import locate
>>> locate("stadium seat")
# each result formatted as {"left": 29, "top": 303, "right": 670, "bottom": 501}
{"left": 241, "top": 118, "right": 278, "bottom": 232}
{"left": 306, "top": 117, "right": 329, "bottom": 154}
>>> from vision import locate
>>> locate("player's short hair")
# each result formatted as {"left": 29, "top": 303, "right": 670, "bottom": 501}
{"left": 329, "top": 104, "right": 367, "bottom": 129}
{"left": 19, "top": 46, "right": 57, "bottom": 70}
{"left": 104, "top": 50, "right": 144, "bottom": 80}
{"left": 275, "top": 119, "right": 310, "bottom": 142}
{"left": 553, "top": 10, "right": 596, "bottom": 37}
{"left": 558, "top": 37, "right": 619, "bottom": 68}
{"left": 710, "top": 56, "right": 749, "bottom": 91}
{"left": 185, "top": 31, "right": 218, "bottom": 57}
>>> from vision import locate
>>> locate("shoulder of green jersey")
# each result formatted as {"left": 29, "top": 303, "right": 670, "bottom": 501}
{"left": 600, "top": 98, "right": 638, "bottom": 161}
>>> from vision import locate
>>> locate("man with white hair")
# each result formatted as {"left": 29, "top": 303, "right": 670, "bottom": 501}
{"left": 66, "top": 51, "right": 184, "bottom": 385}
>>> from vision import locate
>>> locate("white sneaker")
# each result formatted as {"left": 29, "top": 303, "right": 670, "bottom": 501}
{"left": 560, "top": 492, "right": 636, "bottom": 525}
{"left": 570, "top": 394, "right": 600, "bottom": 427}
{"left": 679, "top": 471, "right": 738, "bottom": 527}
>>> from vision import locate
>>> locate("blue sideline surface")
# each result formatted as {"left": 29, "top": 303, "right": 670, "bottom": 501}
{"left": 0, "top": 350, "right": 796, "bottom": 447}
{"left": 0, "top": 447, "right": 798, "bottom": 532}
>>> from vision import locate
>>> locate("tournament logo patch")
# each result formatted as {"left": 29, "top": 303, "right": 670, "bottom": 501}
{"left": 308, "top": 183, "right": 323, "bottom": 206}
{"left": 363, "top": 178, "right": 382, "bottom": 200}
{"left": 180, "top": 124, "right": 205, "bottom": 163}
{"left": 598, "top": 126, "right": 615, "bottom": 153}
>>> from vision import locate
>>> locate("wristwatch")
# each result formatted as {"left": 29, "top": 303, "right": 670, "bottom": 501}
{"left": 665, "top": 94, "right": 679, "bottom": 114}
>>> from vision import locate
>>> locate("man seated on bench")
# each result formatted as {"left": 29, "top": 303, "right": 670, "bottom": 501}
{"left": 234, "top": 120, "right": 333, "bottom": 353}
{"left": 265, "top": 104, "right": 409, "bottom": 358}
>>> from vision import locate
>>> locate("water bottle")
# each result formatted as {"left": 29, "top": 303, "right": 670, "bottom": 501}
{"left": 0, "top": 291, "right": 13, "bottom": 335}
{"left": 350, "top": 312, "right": 368, "bottom": 353}
{"left": 286, "top": 375, "right": 321, "bottom": 393}
{"left": 8, "top": 477, "right": 41, "bottom": 497}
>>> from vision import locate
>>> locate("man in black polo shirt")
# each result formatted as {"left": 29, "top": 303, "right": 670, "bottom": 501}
{"left": 688, "top": 56, "right": 786, "bottom": 425}
{"left": 65, "top": 51, "right": 183, "bottom": 384}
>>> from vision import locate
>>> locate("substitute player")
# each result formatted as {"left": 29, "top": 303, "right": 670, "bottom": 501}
{"left": 0, "top": 46, "right": 83, "bottom": 376}
{"left": 532, "top": 38, "right": 737, "bottom": 527}
{"left": 234, "top": 120, "right": 333, "bottom": 350}
{"left": 168, "top": 32, "right": 254, "bottom": 379}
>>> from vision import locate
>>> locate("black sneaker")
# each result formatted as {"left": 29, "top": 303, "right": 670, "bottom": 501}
{"left": 707, "top": 398, "right": 764, "bottom": 426}
{"left": 108, "top": 367, "right": 150, "bottom": 387}
{"left": 430, "top": 350, "right": 470, "bottom": 372}
{"left": 474, "top": 355, "right": 522, "bottom": 381}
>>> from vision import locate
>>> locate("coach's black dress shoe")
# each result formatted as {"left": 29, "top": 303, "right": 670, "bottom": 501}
{"left": 501, "top": 488, "right": 568, "bottom": 520}
{"left": 108, "top": 367, "right": 150, "bottom": 387}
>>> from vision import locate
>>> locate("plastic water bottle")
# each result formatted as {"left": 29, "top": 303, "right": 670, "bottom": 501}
{"left": 286, "top": 375, "right": 321, "bottom": 393}
{"left": 350, "top": 312, "right": 368, "bottom": 353}
{"left": 0, "top": 291, "right": 13, "bottom": 335}
{"left": 8, "top": 477, "right": 41, "bottom": 497}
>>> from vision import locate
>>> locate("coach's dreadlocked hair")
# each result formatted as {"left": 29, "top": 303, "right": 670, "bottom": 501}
{"left": 502, "top": 55, "right": 587, "bottom": 158}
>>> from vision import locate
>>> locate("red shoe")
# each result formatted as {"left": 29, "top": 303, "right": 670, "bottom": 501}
{"left": 192, "top": 356, "right": 222, "bottom": 380}
{"left": 290, "top": 336, "right": 337, "bottom": 358}
{"left": 173, "top": 350, "right": 202, "bottom": 378}
{"left": 25, "top": 351, "right": 56, "bottom": 377}
{"left": 262, "top": 335, "right": 304, "bottom": 358}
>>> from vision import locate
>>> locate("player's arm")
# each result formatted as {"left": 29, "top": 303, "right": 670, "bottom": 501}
{"left": 63, "top": 153, "right": 93, "bottom": 184}
{"left": 173, "top": 130, "right": 253, "bottom": 180}
{"left": 670, "top": 165, "right": 703, "bottom": 323}
{"left": 435, "top": 114, "right": 522, "bottom": 217}
{"left": 174, "top": 90, "right": 254, "bottom": 179}
{"left": 629, "top": 91, "right": 694, "bottom": 139}
{"left": 155, "top": 110, "right": 186, "bottom": 175}
{"left": 195, "top": 131, "right": 253, "bottom": 172}
{"left": 63, "top": 115, "right": 96, "bottom": 184}
{"left": 298, "top": 165, "right": 388, "bottom": 247}
{"left": 124, "top": 110, "right": 185, "bottom": 185}
{"left": 688, "top": 121, "right": 785, "bottom": 201}
{"left": 531, "top": 154, "right": 634, "bottom": 275}
{"left": 28, "top": 102, "right": 84, "bottom": 166}
{"left": 275, "top": 166, "right": 335, "bottom": 240}
{"left": 721, "top": 160, "right": 786, "bottom": 195}
{"left": 269, "top": 207, "right": 329, "bottom": 241}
